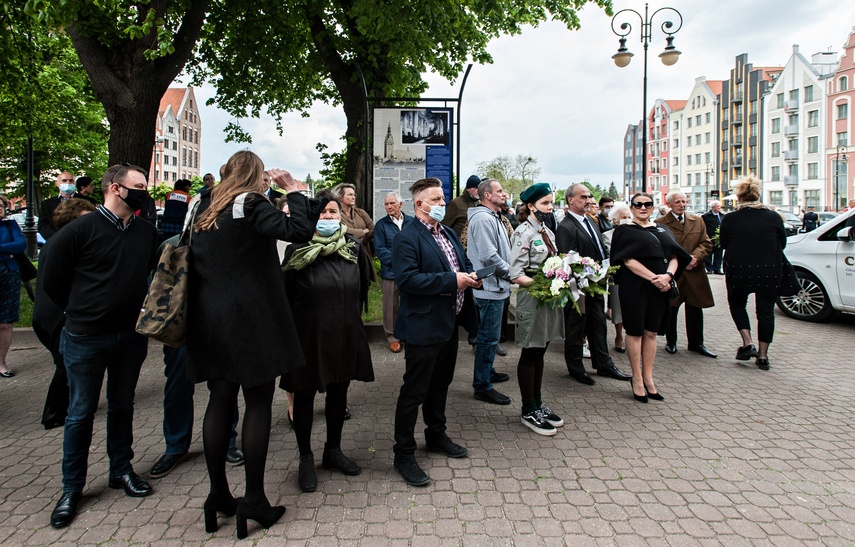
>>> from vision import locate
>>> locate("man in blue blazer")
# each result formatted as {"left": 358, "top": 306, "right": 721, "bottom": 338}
{"left": 374, "top": 191, "right": 413, "bottom": 353}
{"left": 391, "top": 177, "right": 481, "bottom": 486}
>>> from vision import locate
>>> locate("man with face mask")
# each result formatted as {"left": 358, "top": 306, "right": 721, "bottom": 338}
{"left": 42, "top": 164, "right": 158, "bottom": 529}
{"left": 38, "top": 171, "right": 77, "bottom": 239}
{"left": 391, "top": 177, "right": 481, "bottom": 487}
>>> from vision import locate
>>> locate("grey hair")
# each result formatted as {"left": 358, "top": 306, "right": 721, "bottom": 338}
{"left": 709, "top": 200, "right": 721, "bottom": 208}
{"left": 384, "top": 191, "right": 402, "bottom": 203}
{"left": 477, "top": 179, "right": 500, "bottom": 200}
{"left": 608, "top": 202, "right": 631, "bottom": 222}
{"left": 565, "top": 183, "right": 587, "bottom": 200}
{"left": 666, "top": 191, "right": 686, "bottom": 204}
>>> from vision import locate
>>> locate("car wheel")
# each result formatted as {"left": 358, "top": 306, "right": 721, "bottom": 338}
{"left": 776, "top": 270, "right": 835, "bottom": 322}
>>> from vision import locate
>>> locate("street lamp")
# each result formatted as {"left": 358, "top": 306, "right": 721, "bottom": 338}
{"left": 835, "top": 145, "right": 848, "bottom": 212}
{"left": 706, "top": 162, "right": 715, "bottom": 211}
{"left": 611, "top": 3, "right": 683, "bottom": 194}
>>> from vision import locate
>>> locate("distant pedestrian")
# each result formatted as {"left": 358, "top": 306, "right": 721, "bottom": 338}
{"left": 719, "top": 175, "right": 786, "bottom": 371}
{"left": 802, "top": 206, "right": 819, "bottom": 232}
{"left": 0, "top": 194, "right": 26, "bottom": 378}
{"left": 38, "top": 171, "right": 77, "bottom": 239}
{"left": 701, "top": 201, "right": 723, "bottom": 274}
{"left": 160, "top": 178, "right": 192, "bottom": 240}
{"left": 374, "top": 191, "right": 412, "bottom": 353}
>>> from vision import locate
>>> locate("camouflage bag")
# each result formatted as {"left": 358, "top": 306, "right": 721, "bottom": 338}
{"left": 135, "top": 204, "right": 197, "bottom": 347}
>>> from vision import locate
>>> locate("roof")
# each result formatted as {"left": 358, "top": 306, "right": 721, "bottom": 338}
{"left": 754, "top": 67, "right": 784, "bottom": 81}
{"left": 706, "top": 80, "right": 724, "bottom": 96}
{"left": 158, "top": 88, "right": 188, "bottom": 117}
{"left": 664, "top": 99, "right": 687, "bottom": 112}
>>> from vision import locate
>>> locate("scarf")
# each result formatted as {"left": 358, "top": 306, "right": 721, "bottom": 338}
{"left": 283, "top": 224, "right": 357, "bottom": 271}
{"left": 735, "top": 200, "right": 768, "bottom": 210}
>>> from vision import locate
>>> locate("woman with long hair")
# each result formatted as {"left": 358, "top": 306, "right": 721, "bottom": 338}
{"left": 609, "top": 193, "right": 690, "bottom": 402}
{"left": 719, "top": 175, "right": 787, "bottom": 370}
{"left": 186, "top": 151, "right": 323, "bottom": 539}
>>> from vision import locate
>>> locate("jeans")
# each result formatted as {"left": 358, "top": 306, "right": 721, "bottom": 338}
{"left": 163, "top": 346, "right": 239, "bottom": 455}
{"left": 473, "top": 297, "right": 505, "bottom": 393}
{"left": 60, "top": 329, "right": 148, "bottom": 493}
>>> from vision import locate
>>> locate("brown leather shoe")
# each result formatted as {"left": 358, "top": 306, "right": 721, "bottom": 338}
{"left": 389, "top": 341, "right": 402, "bottom": 353}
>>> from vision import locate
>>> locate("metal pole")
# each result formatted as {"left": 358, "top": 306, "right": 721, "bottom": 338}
{"left": 455, "top": 64, "right": 473, "bottom": 197}
{"left": 835, "top": 152, "right": 839, "bottom": 213}
{"left": 641, "top": 3, "right": 649, "bottom": 194}
{"left": 23, "top": 135, "right": 38, "bottom": 259}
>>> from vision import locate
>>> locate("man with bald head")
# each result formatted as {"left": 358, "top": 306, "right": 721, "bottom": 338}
{"left": 656, "top": 192, "right": 716, "bottom": 357}
{"left": 39, "top": 171, "right": 77, "bottom": 239}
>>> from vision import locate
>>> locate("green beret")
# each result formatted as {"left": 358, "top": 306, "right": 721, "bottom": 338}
{"left": 519, "top": 182, "right": 552, "bottom": 204}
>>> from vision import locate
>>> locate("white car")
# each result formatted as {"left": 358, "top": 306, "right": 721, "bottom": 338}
{"left": 777, "top": 209, "right": 855, "bottom": 321}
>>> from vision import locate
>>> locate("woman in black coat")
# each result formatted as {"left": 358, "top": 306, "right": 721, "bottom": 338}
{"left": 610, "top": 193, "right": 690, "bottom": 403}
{"left": 281, "top": 191, "right": 374, "bottom": 493}
{"left": 186, "top": 151, "right": 322, "bottom": 539}
{"left": 719, "top": 175, "right": 786, "bottom": 370}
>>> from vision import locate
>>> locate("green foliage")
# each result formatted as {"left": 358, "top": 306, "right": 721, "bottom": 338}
{"left": 0, "top": 5, "right": 109, "bottom": 197}
{"left": 475, "top": 154, "right": 542, "bottom": 200}
{"left": 315, "top": 142, "right": 347, "bottom": 187}
{"left": 189, "top": 174, "right": 205, "bottom": 196}
{"left": 150, "top": 183, "right": 173, "bottom": 202}
{"left": 607, "top": 181, "right": 621, "bottom": 199}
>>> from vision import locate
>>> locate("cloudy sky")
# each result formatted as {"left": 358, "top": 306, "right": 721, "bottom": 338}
{"left": 192, "top": 1, "right": 855, "bottom": 192}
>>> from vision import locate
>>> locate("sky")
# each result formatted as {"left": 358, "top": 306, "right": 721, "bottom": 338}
{"left": 191, "top": 1, "right": 855, "bottom": 192}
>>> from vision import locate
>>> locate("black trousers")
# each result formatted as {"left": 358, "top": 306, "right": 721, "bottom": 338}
{"left": 393, "top": 335, "right": 459, "bottom": 457}
{"left": 666, "top": 302, "right": 704, "bottom": 347}
{"left": 705, "top": 246, "right": 723, "bottom": 274}
{"left": 727, "top": 286, "right": 777, "bottom": 344}
{"left": 563, "top": 294, "right": 614, "bottom": 375}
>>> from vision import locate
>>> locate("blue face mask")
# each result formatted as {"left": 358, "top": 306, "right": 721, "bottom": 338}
{"left": 419, "top": 204, "right": 445, "bottom": 222}
{"left": 59, "top": 183, "right": 76, "bottom": 195}
{"left": 316, "top": 219, "right": 341, "bottom": 237}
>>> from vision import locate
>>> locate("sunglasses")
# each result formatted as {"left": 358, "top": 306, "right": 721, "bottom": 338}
{"left": 631, "top": 201, "right": 654, "bottom": 209}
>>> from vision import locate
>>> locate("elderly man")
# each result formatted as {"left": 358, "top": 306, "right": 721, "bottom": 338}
{"left": 656, "top": 192, "right": 716, "bottom": 357}
{"left": 556, "top": 183, "right": 631, "bottom": 384}
{"left": 391, "top": 177, "right": 481, "bottom": 487}
{"left": 466, "top": 179, "right": 512, "bottom": 406}
{"left": 374, "top": 191, "right": 412, "bottom": 353}
{"left": 701, "top": 201, "right": 723, "bottom": 275}
{"left": 43, "top": 164, "right": 159, "bottom": 528}
{"left": 38, "top": 171, "right": 77, "bottom": 239}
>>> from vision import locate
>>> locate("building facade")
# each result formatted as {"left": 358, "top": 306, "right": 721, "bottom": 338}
{"left": 827, "top": 28, "right": 855, "bottom": 211}
{"left": 717, "top": 55, "right": 780, "bottom": 200}
{"left": 647, "top": 99, "right": 685, "bottom": 205}
{"left": 622, "top": 122, "right": 643, "bottom": 197}
{"left": 150, "top": 87, "right": 201, "bottom": 186}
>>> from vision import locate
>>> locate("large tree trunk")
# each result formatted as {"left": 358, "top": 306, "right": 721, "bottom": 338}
{"left": 66, "top": 0, "right": 207, "bottom": 180}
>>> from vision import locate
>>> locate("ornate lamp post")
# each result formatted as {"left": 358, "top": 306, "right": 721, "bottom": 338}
{"left": 835, "top": 145, "right": 848, "bottom": 212}
{"left": 706, "top": 162, "right": 715, "bottom": 211}
{"left": 611, "top": 3, "right": 683, "bottom": 194}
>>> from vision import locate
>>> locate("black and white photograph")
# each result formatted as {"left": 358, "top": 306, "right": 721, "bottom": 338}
{"left": 400, "top": 110, "right": 449, "bottom": 145}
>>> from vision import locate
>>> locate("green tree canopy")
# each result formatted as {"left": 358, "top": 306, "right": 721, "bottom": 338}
{"left": 474, "top": 154, "right": 542, "bottom": 199}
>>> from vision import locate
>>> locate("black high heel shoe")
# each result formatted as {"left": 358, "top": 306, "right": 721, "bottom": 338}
{"left": 644, "top": 385, "right": 665, "bottom": 401}
{"left": 630, "top": 378, "right": 648, "bottom": 403}
{"left": 235, "top": 500, "right": 286, "bottom": 540}
{"left": 203, "top": 494, "right": 239, "bottom": 533}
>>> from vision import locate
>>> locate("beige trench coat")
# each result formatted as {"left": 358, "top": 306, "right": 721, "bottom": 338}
{"left": 655, "top": 212, "right": 715, "bottom": 308}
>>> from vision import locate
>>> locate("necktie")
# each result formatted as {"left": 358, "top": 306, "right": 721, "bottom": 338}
{"left": 582, "top": 217, "right": 604, "bottom": 260}
{"left": 539, "top": 228, "right": 558, "bottom": 256}
{"left": 677, "top": 214, "right": 684, "bottom": 224}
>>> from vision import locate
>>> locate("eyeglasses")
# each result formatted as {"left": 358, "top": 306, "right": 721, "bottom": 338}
{"left": 631, "top": 201, "right": 655, "bottom": 209}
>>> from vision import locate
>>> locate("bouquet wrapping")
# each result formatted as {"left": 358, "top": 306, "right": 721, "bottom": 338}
{"left": 520, "top": 252, "right": 619, "bottom": 314}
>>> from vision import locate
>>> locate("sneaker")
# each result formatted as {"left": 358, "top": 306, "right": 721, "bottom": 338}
{"left": 539, "top": 404, "right": 564, "bottom": 427}
{"left": 521, "top": 409, "right": 557, "bottom": 436}
{"left": 582, "top": 344, "right": 591, "bottom": 359}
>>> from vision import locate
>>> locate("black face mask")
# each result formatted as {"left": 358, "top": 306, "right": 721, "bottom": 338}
{"left": 533, "top": 209, "right": 552, "bottom": 225}
{"left": 120, "top": 186, "right": 149, "bottom": 211}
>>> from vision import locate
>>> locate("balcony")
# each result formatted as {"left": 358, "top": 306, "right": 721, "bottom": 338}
{"left": 732, "top": 114, "right": 743, "bottom": 125}
{"left": 784, "top": 175, "right": 799, "bottom": 186}
{"left": 721, "top": 162, "right": 728, "bottom": 171}
{"left": 732, "top": 90, "right": 744, "bottom": 103}
{"left": 732, "top": 156, "right": 743, "bottom": 168}
{"left": 732, "top": 138, "right": 743, "bottom": 147}
{"left": 721, "top": 140, "right": 729, "bottom": 150}
{"left": 784, "top": 100, "right": 799, "bottom": 112}
{"left": 784, "top": 150, "right": 799, "bottom": 161}
{"left": 749, "top": 159, "right": 757, "bottom": 169}
{"left": 749, "top": 136, "right": 757, "bottom": 147}
{"left": 784, "top": 125, "right": 799, "bottom": 136}
{"left": 749, "top": 113, "right": 758, "bottom": 124}
{"left": 721, "top": 120, "right": 729, "bottom": 130}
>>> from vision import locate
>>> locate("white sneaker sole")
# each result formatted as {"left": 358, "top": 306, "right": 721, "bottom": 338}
{"left": 544, "top": 417, "right": 564, "bottom": 428}
{"left": 521, "top": 417, "right": 557, "bottom": 436}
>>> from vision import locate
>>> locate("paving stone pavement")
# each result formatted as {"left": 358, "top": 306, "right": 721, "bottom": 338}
{"left": 1, "top": 276, "right": 854, "bottom": 545}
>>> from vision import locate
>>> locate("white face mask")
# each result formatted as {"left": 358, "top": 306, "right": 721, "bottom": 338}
{"left": 619, "top": 218, "right": 634, "bottom": 225}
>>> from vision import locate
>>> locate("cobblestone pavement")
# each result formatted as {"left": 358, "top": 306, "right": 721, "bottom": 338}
{"left": 1, "top": 276, "right": 854, "bottom": 545}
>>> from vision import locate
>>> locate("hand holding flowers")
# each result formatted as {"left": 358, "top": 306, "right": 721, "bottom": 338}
{"left": 521, "top": 252, "right": 619, "bottom": 314}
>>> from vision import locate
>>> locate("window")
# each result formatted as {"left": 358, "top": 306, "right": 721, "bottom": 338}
{"left": 776, "top": 93, "right": 785, "bottom": 108}
{"left": 750, "top": 100, "right": 758, "bottom": 115}
{"left": 705, "top": 132, "right": 711, "bottom": 144}
{"left": 172, "top": 156, "right": 177, "bottom": 166}
{"left": 687, "top": 155, "right": 692, "bottom": 165}
{"left": 772, "top": 142, "right": 781, "bottom": 157}
{"left": 695, "top": 153, "right": 702, "bottom": 164}
{"left": 808, "top": 136, "right": 818, "bottom": 154}
{"left": 705, "top": 152, "right": 711, "bottom": 164}
{"left": 172, "top": 141, "right": 177, "bottom": 150}
{"left": 696, "top": 115, "right": 702, "bottom": 125}
{"left": 194, "top": 151, "right": 199, "bottom": 169}
{"left": 673, "top": 139, "right": 679, "bottom": 149}
{"left": 771, "top": 166, "right": 781, "bottom": 181}
{"left": 808, "top": 163, "right": 818, "bottom": 179}
{"left": 771, "top": 118, "right": 781, "bottom": 133}
{"left": 663, "top": 140, "right": 668, "bottom": 151}
{"left": 695, "top": 173, "right": 702, "bottom": 185}
{"left": 686, "top": 137, "right": 692, "bottom": 147}
{"left": 769, "top": 191, "right": 784, "bottom": 205}
{"left": 804, "top": 85, "right": 814, "bottom": 102}
{"left": 695, "top": 135, "right": 701, "bottom": 145}
{"left": 661, "top": 158, "right": 667, "bottom": 168}
{"left": 838, "top": 103, "right": 849, "bottom": 119}
{"left": 182, "top": 126, "right": 187, "bottom": 139}
{"left": 788, "top": 138, "right": 798, "bottom": 151}
{"left": 705, "top": 112, "right": 711, "bottom": 123}
{"left": 789, "top": 89, "right": 799, "bottom": 102}
{"left": 167, "top": 125, "right": 174, "bottom": 134}
{"left": 688, "top": 118, "right": 693, "bottom": 128}
{"left": 750, "top": 123, "right": 757, "bottom": 137}
{"left": 673, "top": 175, "right": 679, "bottom": 185}
{"left": 182, "top": 148, "right": 187, "bottom": 167}
{"left": 673, "top": 121, "right": 679, "bottom": 130}
{"left": 788, "top": 113, "right": 798, "bottom": 126}
{"left": 722, "top": 107, "right": 729, "bottom": 123}
{"left": 839, "top": 132, "right": 849, "bottom": 147}
{"left": 673, "top": 157, "right": 679, "bottom": 166}
{"left": 804, "top": 190, "right": 820, "bottom": 207}
{"left": 788, "top": 164, "right": 798, "bottom": 177}
{"left": 808, "top": 110, "right": 819, "bottom": 127}
{"left": 840, "top": 76, "right": 849, "bottom": 92}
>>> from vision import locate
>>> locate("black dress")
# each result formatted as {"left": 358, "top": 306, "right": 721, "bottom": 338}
{"left": 186, "top": 192, "right": 321, "bottom": 388}
{"left": 610, "top": 223, "right": 691, "bottom": 337}
{"left": 280, "top": 236, "right": 374, "bottom": 392}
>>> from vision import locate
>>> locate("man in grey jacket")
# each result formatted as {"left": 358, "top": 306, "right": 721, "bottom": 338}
{"left": 466, "top": 179, "right": 512, "bottom": 405}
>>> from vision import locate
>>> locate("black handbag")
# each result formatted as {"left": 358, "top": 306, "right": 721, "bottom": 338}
{"left": 4, "top": 222, "right": 37, "bottom": 282}
{"left": 778, "top": 254, "right": 800, "bottom": 297}
{"left": 668, "top": 279, "right": 680, "bottom": 299}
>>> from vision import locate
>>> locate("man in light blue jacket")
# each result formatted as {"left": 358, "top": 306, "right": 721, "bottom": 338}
{"left": 466, "top": 179, "right": 513, "bottom": 405}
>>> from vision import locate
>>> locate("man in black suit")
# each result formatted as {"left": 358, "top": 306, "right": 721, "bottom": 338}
{"left": 556, "top": 183, "right": 631, "bottom": 385}
{"left": 391, "top": 177, "right": 481, "bottom": 487}
{"left": 701, "top": 201, "right": 723, "bottom": 274}
{"left": 38, "top": 171, "right": 77, "bottom": 239}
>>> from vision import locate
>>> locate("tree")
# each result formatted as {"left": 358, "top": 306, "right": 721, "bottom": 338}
{"left": 474, "top": 154, "right": 541, "bottom": 199}
{"left": 0, "top": 5, "right": 108, "bottom": 200}
{"left": 607, "top": 181, "right": 620, "bottom": 199}
{"left": 21, "top": 0, "right": 208, "bottom": 171}
{"left": 191, "top": 0, "right": 611, "bottom": 209}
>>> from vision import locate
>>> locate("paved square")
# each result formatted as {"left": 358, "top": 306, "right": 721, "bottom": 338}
{"left": 1, "top": 277, "right": 853, "bottom": 544}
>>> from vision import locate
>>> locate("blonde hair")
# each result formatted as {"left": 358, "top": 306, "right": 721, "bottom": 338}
{"left": 195, "top": 151, "right": 265, "bottom": 232}
{"left": 732, "top": 174, "right": 762, "bottom": 202}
